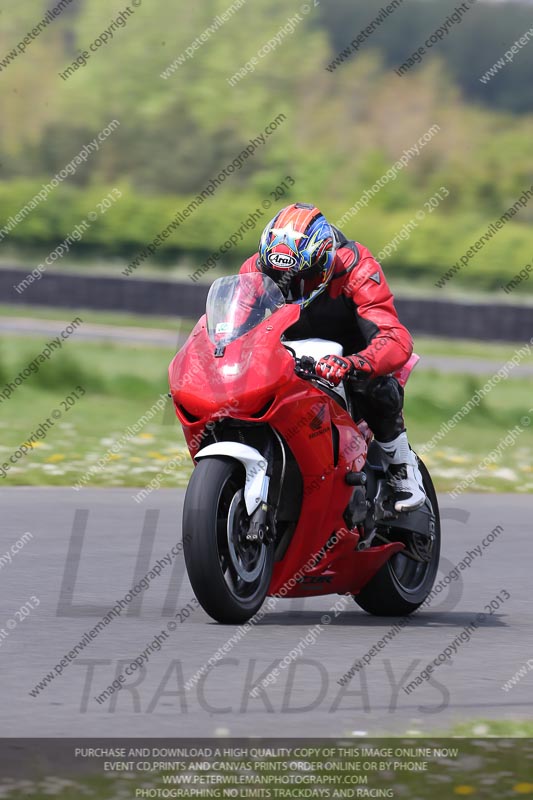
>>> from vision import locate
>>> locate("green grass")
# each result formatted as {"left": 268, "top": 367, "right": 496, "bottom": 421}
{"left": 406, "top": 368, "right": 532, "bottom": 494}
{"left": 0, "top": 336, "right": 187, "bottom": 488}
{"left": 0, "top": 336, "right": 172, "bottom": 398}
{"left": 449, "top": 720, "right": 533, "bottom": 737}
{"left": 0, "top": 302, "right": 196, "bottom": 332}
{"left": 413, "top": 335, "right": 532, "bottom": 362}
{"left": 2, "top": 737, "right": 533, "bottom": 798}
{"left": 0, "top": 328, "right": 531, "bottom": 490}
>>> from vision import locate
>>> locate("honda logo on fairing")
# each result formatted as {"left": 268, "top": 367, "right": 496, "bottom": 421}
{"left": 309, "top": 406, "right": 328, "bottom": 439}
{"left": 269, "top": 252, "right": 297, "bottom": 269}
{"left": 309, "top": 406, "right": 326, "bottom": 431}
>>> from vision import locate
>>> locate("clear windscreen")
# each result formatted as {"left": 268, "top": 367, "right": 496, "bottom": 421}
{"left": 206, "top": 273, "right": 286, "bottom": 346}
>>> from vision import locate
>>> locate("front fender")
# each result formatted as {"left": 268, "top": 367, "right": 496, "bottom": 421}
{"left": 195, "top": 442, "right": 269, "bottom": 515}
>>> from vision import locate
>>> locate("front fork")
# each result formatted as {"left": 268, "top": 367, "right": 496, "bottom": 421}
{"left": 246, "top": 437, "right": 276, "bottom": 544}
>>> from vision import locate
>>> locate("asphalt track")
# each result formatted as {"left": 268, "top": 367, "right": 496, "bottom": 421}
{"left": 2, "top": 488, "right": 531, "bottom": 737}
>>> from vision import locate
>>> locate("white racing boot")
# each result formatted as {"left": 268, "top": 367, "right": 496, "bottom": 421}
{"left": 375, "top": 431, "right": 426, "bottom": 512}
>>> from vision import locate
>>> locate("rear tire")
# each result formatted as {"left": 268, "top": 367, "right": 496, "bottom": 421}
{"left": 354, "top": 456, "right": 440, "bottom": 616}
{"left": 183, "top": 456, "right": 274, "bottom": 624}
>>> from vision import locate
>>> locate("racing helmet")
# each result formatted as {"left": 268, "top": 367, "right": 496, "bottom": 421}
{"left": 258, "top": 203, "right": 337, "bottom": 308}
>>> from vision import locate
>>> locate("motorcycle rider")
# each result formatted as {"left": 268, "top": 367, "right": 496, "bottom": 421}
{"left": 239, "top": 202, "right": 426, "bottom": 512}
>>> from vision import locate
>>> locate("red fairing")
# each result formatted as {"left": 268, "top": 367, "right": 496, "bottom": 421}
{"left": 170, "top": 290, "right": 406, "bottom": 599}
{"left": 240, "top": 244, "right": 413, "bottom": 376}
{"left": 168, "top": 305, "right": 300, "bottom": 455}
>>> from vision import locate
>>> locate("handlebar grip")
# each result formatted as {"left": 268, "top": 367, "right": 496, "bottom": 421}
{"left": 299, "top": 355, "right": 316, "bottom": 369}
{"left": 294, "top": 355, "right": 317, "bottom": 379}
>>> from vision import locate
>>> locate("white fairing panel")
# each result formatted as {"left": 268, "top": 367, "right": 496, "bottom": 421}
{"left": 194, "top": 442, "right": 269, "bottom": 516}
{"left": 287, "top": 338, "right": 347, "bottom": 404}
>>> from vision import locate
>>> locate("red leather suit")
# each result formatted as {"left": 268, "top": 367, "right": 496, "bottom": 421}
{"left": 239, "top": 237, "right": 411, "bottom": 441}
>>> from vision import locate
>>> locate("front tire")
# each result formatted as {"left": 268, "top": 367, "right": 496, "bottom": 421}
{"left": 183, "top": 456, "right": 274, "bottom": 624}
{"left": 354, "top": 456, "right": 440, "bottom": 616}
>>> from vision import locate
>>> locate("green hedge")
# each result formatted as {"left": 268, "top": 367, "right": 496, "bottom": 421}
{"left": 1, "top": 180, "right": 532, "bottom": 293}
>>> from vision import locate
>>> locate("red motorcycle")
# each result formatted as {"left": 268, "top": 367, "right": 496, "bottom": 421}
{"left": 169, "top": 273, "right": 440, "bottom": 624}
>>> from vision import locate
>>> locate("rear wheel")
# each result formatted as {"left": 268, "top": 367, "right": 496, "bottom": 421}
{"left": 183, "top": 456, "right": 274, "bottom": 624}
{"left": 354, "top": 456, "right": 440, "bottom": 616}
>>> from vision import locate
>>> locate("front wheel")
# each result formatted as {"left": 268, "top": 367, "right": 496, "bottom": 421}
{"left": 354, "top": 456, "right": 440, "bottom": 616}
{"left": 183, "top": 456, "right": 274, "bottom": 624}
